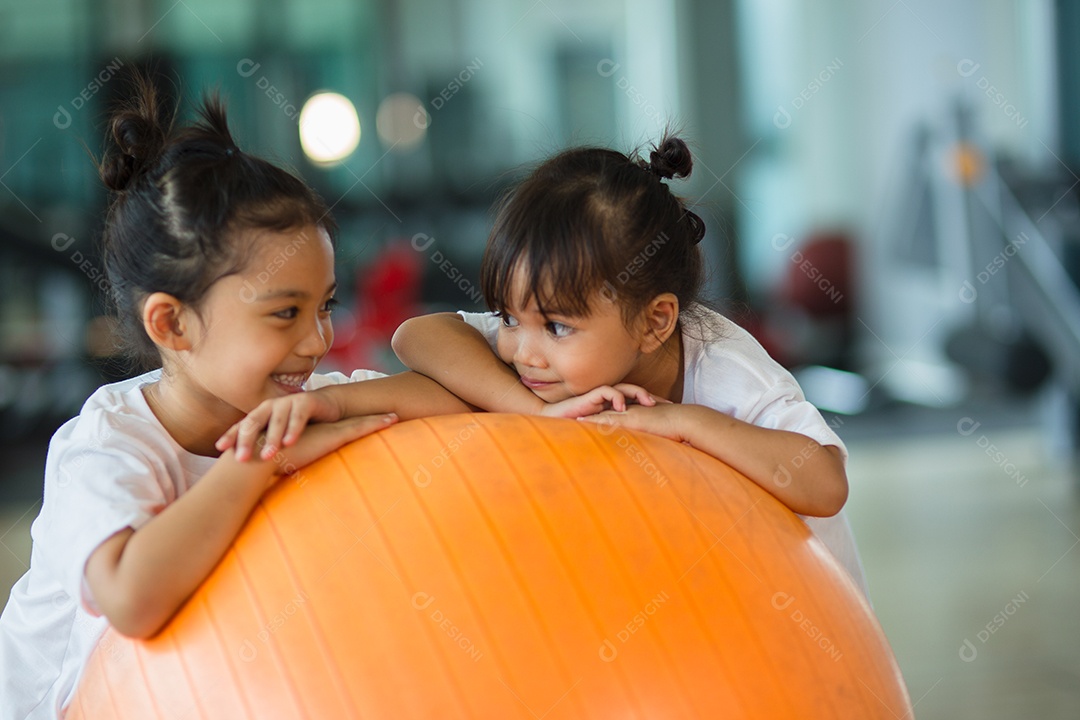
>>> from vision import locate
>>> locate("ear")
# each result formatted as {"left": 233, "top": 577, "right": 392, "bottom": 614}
{"left": 141, "top": 292, "right": 193, "bottom": 352}
{"left": 637, "top": 293, "right": 680, "bottom": 353}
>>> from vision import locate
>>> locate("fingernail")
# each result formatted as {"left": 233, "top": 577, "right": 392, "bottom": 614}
{"left": 385, "top": 413, "right": 398, "bottom": 423}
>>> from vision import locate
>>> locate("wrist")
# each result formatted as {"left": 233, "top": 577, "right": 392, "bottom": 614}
{"left": 315, "top": 386, "right": 347, "bottom": 421}
{"left": 217, "top": 448, "right": 280, "bottom": 492}
{"left": 673, "top": 404, "right": 706, "bottom": 444}
{"left": 523, "top": 393, "right": 549, "bottom": 416}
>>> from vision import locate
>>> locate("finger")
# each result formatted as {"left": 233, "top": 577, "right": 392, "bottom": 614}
{"left": 215, "top": 424, "right": 239, "bottom": 452}
{"left": 337, "top": 413, "right": 398, "bottom": 443}
{"left": 261, "top": 407, "right": 293, "bottom": 460}
{"left": 282, "top": 405, "right": 313, "bottom": 447}
{"left": 608, "top": 389, "right": 627, "bottom": 413}
{"left": 614, "top": 383, "right": 656, "bottom": 406}
{"left": 235, "top": 405, "right": 272, "bottom": 461}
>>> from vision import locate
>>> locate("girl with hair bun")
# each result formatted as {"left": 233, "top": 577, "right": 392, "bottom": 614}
{"left": 391, "top": 134, "right": 869, "bottom": 595}
{"left": 0, "top": 73, "right": 467, "bottom": 719}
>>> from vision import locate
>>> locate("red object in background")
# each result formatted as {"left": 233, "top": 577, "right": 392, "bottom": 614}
{"left": 753, "top": 232, "right": 856, "bottom": 368}
{"left": 780, "top": 233, "right": 853, "bottom": 317}
{"left": 325, "top": 241, "right": 423, "bottom": 372}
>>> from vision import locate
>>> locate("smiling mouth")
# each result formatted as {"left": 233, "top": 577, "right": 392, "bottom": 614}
{"left": 271, "top": 373, "right": 310, "bottom": 392}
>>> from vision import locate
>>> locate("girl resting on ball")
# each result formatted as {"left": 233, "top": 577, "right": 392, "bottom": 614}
{"left": 390, "top": 134, "right": 869, "bottom": 595}
{"left": 0, "top": 75, "right": 467, "bottom": 720}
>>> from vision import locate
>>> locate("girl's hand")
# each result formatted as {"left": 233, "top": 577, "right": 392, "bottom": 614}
{"left": 579, "top": 403, "right": 687, "bottom": 442}
{"left": 539, "top": 383, "right": 659, "bottom": 419}
{"left": 217, "top": 390, "right": 392, "bottom": 462}
{"left": 264, "top": 413, "right": 399, "bottom": 477}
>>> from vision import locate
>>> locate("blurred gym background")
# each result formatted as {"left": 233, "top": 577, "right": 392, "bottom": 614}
{"left": 2, "top": 0, "right": 1078, "bottom": 716}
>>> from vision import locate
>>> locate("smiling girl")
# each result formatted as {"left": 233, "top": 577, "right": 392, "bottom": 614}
{"left": 0, "top": 76, "right": 467, "bottom": 719}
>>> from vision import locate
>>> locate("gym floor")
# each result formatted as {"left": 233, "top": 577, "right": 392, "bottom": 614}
{"left": 1, "top": 393, "right": 1077, "bottom": 718}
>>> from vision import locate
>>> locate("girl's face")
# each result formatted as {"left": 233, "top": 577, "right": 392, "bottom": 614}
{"left": 494, "top": 268, "right": 647, "bottom": 403}
{"left": 173, "top": 224, "right": 336, "bottom": 416}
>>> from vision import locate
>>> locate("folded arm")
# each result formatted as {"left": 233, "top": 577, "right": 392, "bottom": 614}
{"left": 392, "top": 313, "right": 545, "bottom": 414}
{"left": 86, "top": 416, "right": 391, "bottom": 637}
{"left": 583, "top": 403, "right": 848, "bottom": 517}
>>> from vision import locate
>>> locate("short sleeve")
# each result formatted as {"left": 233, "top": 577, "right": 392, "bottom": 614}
{"left": 685, "top": 320, "right": 848, "bottom": 464}
{"left": 305, "top": 368, "right": 387, "bottom": 390}
{"left": 742, "top": 378, "right": 848, "bottom": 463}
{"left": 37, "top": 414, "right": 173, "bottom": 614}
{"left": 457, "top": 311, "right": 501, "bottom": 350}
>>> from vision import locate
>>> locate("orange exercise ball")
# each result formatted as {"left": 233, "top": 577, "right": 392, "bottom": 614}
{"left": 68, "top": 414, "right": 911, "bottom": 719}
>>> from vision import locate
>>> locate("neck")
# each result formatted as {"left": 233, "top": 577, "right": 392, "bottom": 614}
{"left": 625, "top": 331, "right": 684, "bottom": 403}
{"left": 143, "top": 372, "right": 244, "bottom": 457}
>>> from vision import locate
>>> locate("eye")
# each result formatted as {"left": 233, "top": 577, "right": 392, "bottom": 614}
{"left": 546, "top": 321, "right": 573, "bottom": 338}
{"left": 321, "top": 297, "right": 338, "bottom": 314}
{"left": 497, "top": 312, "right": 519, "bottom": 328}
{"left": 274, "top": 307, "right": 299, "bottom": 320}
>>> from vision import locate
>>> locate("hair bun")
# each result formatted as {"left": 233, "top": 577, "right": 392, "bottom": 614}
{"left": 100, "top": 78, "right": 168, "bottom": 193}
{"left": 647, "top": 135, "right": 693, "bottom": 180}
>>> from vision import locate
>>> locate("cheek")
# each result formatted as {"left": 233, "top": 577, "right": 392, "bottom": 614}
{"left": 495, "top": 332, "right": 514, "bottom": 363}
{"left": 322, "top": 317, "right": 335, "bottom": 350}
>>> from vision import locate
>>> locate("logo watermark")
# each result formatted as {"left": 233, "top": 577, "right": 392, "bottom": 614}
{"left": 958, "top": 232, "right": 1028, "bottom": 303}
{"left": 239, "top": 591, "right": 309, "bottom": 662}
{"left": 413, "top": 58, "right": 484, "bottom": 129}
{"left": 597, "top": 59, "right": 664, "bottom": 126}
{"left": 54, "top": 58, "right": 125, "bottom": 130}
{"left": 771, "top": 591, "right": 842, "bottom": 661}
{"left": 239, "top": 232, "right": 311, "bottom": 303}
{"left": 957, "top": 60, "right": 1029, "bottom": 129}
{"left": 411, "top": 592, "right": 484, "bottom": 662}
{"left": 599, "top": 591, "right": 670, "bottom": 661}
{"left": 410, "top": 233, "right": 483, "bottom": 306}
{"left": 958, "top": 590, "right": 1029, "bottom": 662}
{"left": 956, "top": 417, "right": 1028, "bottom": 487}
{"left": 772, "top": 415, "right": 844, "bottom": 489}
{"left": 237, "top": 59, "right": 301, "bottom": 124}
{"left": 588, "top": 415, "right": 669, "bottom": 488}
{"left": 51, "top": 233, "right": 110, "bottom": 295}
{"left": 771, "top": 233, "right": 843, "bottom": 305}
{"left": 412, "top": 419, "right": 481, "bottom": 487}
{"left": 600, "top": 233, "right": 670, "bottom": 303}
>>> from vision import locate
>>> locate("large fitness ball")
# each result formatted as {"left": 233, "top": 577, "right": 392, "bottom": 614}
{"left": 68, "top": 414, "right": 911, "bottom": 719}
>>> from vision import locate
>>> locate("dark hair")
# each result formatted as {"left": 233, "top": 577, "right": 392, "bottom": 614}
{"left": 480, "top": 134, "right": 706, "bottom": 326}
{"left": 98, "top": 72, "right": 336, "bottom": 369}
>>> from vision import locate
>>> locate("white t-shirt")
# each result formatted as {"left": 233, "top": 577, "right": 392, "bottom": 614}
{"left": 0, "top": 367, "right": 382, "bottom": 720}
{"left": 459, "top": 308, "right": 869, "bottom": 596}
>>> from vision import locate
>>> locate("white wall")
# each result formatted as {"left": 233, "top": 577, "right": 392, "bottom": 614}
{"left": 734, "top": 0, "right": 1057, "bottom": 401}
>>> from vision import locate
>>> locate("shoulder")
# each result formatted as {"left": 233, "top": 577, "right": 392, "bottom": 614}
{"left": 50, "top": 370, "right": 169, "bottom": 461}
{"left": 457, "top": 310, "right": 500, "bottom": 347}
{"left": 683, "top": 308, "right": 801, "bottom": 397}
{"left": 683, "top": 307, "right": 847, "bottom": 459}
{"left": 42, "top": 373, "right": 190, "bottom": 506}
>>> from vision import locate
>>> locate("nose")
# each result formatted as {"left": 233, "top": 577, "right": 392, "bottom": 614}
{"left": 297, "top": 315, "right": 332, "bottom": 359}
{"left": 512, "top": 332, "right": 547, "bottom": 370}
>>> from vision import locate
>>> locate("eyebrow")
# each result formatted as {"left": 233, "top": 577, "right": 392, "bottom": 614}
{"left": 532, "top": 300, "right": 584, "bottom": 320}
{"left": 255, "top": 283, "right": 337, "bottom": 302}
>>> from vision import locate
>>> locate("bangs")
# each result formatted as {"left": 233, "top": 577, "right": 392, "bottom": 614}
{"left": 481, "top": 185, "right": 617, "bottom": 318}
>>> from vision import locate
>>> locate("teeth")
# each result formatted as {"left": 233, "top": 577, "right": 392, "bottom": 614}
{"left": 272, "top": 373, "right": 307, "bottom": 387}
